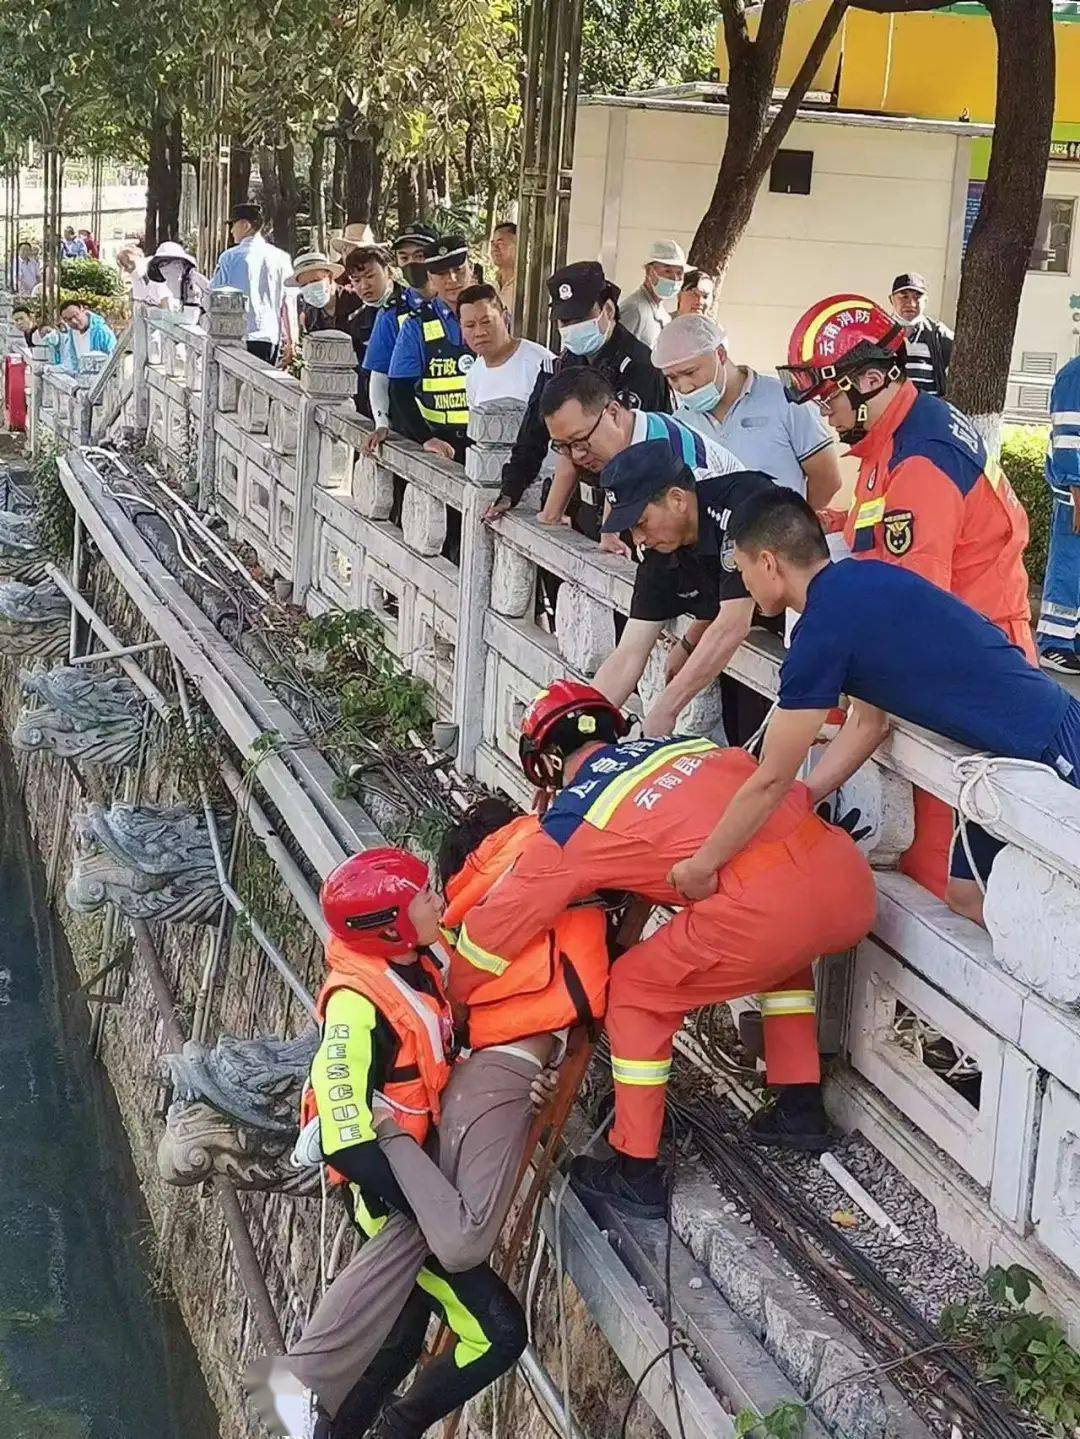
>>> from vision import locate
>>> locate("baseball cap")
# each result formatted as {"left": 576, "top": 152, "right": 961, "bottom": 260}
{"left": 890, "top": 272, "right": 927, "bottom": 295}
{"left": 393, "top": 222, "right": 439, "bottom": 250}
{"left": 645, "top": 239, "right": 687, "bottom": 269}
{"left": 424, "top": 234, "right": 469, "bottom": 274}
{"left": 601, "top": 439, "right": 691, "bottom": 534}
{"left": 547, "top": 260, "right": 616, "bottom": 323}
{"left": 228, "top": 203, "right": 263, "bottom": 228}
{"left": 653, "top": 314, "right": 728, "bottom": 371}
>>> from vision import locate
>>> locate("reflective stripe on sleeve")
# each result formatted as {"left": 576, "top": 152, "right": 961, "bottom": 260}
{"left": 456, "top": 921, "right": 510, "bottom": 976}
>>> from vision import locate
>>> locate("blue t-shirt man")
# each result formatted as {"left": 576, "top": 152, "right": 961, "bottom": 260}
{"left": 363, "top": 287, "right": 423, "bottom": 377}
{"left": 781, "top": 559, "right": 1076, "bottom": 771}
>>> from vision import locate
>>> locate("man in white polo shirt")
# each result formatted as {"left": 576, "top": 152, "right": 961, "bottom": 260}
{"left": 652, "top": 314, "right": 841, "bottom": 509}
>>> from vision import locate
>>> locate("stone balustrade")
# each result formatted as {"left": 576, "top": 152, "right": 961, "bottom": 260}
{"left": 9, "top": 281, "right": 1080, "bottom": 1323}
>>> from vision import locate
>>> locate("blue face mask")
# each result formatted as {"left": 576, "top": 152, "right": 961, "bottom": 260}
{"left": 560, "top": 316, "right": 606, "bottom": 356}
{"left": 654, "top": 277, "right": 680, "bottom": 300}
{"left": 676, "top": 358, "right": 727, "bottom": 414}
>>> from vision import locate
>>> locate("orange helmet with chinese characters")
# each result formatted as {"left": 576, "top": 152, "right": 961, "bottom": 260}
{"left": 518, "top": 679, "right": 629, "bottom": 787}
{"left": 779, "top": 295, "right": 906, "bottom": 407}
{"left": 320, "top": 847, "right": 430, "bottom": 955}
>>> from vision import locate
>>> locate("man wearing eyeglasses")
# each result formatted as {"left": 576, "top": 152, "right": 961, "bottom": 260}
{"left": 534, "top": 366, "right": 777, "bottom": 740}
{"left": 483, "top": 261, "right": 671, "bottom": 537}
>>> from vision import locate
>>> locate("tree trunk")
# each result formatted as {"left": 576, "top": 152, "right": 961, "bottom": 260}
{"left": 370, "top": 145, "right": 384, "bottom": 230}
{"left": 257, "top": 145, "right": 280, "bottom": 233}
{"left": 159, "top": 107, "right": 183, "bottom": 241}
{"left": 417, "top": 161, "right": 431, "bottom": 220}
{"left": 345, "top": 132, "right": 375, "bottom": 223}
{"left": 230, "top": 145, "right": 252, "bottom": 210}
{"left": 274, "top": 142, "right": 300, "bottom": 254}
{"left": 690, "top": 0, "right": 848, "bottom": 281}
{"left": 145, "top": 109, "right": 168, "bottom": 252}
{"left": 331, "top": 137, "right": 346, "bottom": 229}
{"left": 947, "top": 0, "right": 1055, "bottom": 447}
{"left": 396, "top": 165, "right": 419, "bottom": 227}
{"left": 310, "top": 134, "right": 327, "bottom": 252}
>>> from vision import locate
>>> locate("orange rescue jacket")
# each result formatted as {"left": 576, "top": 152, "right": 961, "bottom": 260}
{"left": 441, "top": 814, "right": 609, "bottom": 1049}
{"left": 302, "top": 939, "right": 453, "bottom": 1171}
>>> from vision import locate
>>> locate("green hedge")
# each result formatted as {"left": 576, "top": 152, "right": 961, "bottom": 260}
{"left": 1000, "top": 424, "right": 1050, "bottom": 587}
{"left": 59, "top": 257, "right": 120, "bottom": 297}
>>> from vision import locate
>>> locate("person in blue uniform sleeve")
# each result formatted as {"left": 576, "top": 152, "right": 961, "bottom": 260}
{"left": 361, "top": 224, "right": 438, "bottom": 457}
{"left": 1037, "top": 353, "right": 1080, "bottom": 676}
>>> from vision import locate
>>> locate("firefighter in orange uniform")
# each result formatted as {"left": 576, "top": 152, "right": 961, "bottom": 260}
{"left": 779, "top": 294, "right": 1035, "bottom": 920}
{"left": 453, "top": 681, "right": 876, "bottom": 1219}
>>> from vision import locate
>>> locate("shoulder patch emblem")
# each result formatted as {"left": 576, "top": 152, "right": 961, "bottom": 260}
{"left": 720, "top": 536, "right": 737, "bottom": 572}
{"left": 883, "top": 509, "right": 914, "bottom": 557}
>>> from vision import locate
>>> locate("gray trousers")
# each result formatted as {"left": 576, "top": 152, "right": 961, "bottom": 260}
{"left": 285, "top": 1048, "right": 538, "bottom": 1418}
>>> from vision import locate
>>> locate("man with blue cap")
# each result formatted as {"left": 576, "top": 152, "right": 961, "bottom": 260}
{"left": 594, "top": 437, "right": 778, "bottom": 737}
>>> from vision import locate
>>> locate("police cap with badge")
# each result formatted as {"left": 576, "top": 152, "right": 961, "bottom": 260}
{"left": 600, "top": 439, "right": 690, "bottom": 533}
{"left": 547, "top": 260, "right": 620, "bottom": 323}
{"left": 424, "top": 233, "right": 470, "bottom": 275}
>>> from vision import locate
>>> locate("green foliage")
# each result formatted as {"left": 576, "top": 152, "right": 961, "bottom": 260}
{"left": 1001, "top": 423, "right": 1052, "bottom": 587}
{"left": 32, "top": 449, "right": 74, "bottom": 562}
{"left": 300, "top": 608, "right": 432, "bottom": 752}
{"left": 59, "top": 258, "right": 120, "bottom": 297}
{"left": 941, "top": 1264, "right": 1080, "bottom": 1436}
{"left": 581, "top": 0, "right": 717, "bottom": 95}
{"left": 734, "top": 1402, "right": 807, "bottom": 1438}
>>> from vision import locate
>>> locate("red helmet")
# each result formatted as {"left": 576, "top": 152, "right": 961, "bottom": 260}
{"left": 320, "top": 847, "right": 429, "bottom": 956}
{"left": 518, "top": 679, "right": 628, "bottom": 786}
{"left": 779, "top": 295, "right": 906, "bottom": 407}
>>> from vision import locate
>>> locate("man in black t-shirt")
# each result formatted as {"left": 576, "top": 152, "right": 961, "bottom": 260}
{"left": 599, "top": 439, "right": 777, "bottom": 737}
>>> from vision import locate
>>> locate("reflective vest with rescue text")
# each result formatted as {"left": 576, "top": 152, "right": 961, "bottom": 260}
{"left": 441, "top": 814, "right": 610, "bottom": 1048}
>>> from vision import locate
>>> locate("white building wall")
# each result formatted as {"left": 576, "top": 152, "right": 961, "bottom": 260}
{"left": 1013, "top": 161, "right": 1080, "bottom": 379}
{"left": 569, "top": 102, "right": 969, "bottom": 376}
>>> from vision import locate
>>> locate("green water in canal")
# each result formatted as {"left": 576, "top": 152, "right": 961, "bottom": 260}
{"left": 0, "top": 747, "right": 219, "bottom": 1439}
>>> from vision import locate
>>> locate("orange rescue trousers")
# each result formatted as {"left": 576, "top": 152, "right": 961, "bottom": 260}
{"left": 606, "top": 813, "right": 877, "bottom": 1159}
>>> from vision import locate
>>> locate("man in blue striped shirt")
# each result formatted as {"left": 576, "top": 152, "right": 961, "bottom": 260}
{"left": 1037, "top": 354, "right": 1080, "bottom": 676}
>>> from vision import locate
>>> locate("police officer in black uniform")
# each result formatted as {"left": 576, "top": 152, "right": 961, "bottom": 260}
{"left": 483, "top": 261, "right": 671, "bottom": 538}
{"left": 387, "top": 233, "right": 475, "bottom": 465}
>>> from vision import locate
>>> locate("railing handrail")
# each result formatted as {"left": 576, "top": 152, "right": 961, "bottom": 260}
{"left": 87, "top": 322, "right": 133, "bottom": 406}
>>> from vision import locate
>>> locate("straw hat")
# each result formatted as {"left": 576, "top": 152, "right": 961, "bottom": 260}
{"left": 329, "top": 223, "right": 377, "bottom": 258}
{"left": 287, "top": 250, "right": 345, "bottom": 286}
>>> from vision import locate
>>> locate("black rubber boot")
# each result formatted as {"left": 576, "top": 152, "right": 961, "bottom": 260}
{"left": 366, "top": 1410, "right": 421, "bottom": 1439}
{"left": 747, "top": 1083, "right": 831, "bottom": 1153}
{"left": 569, "top": 1153, "right": 666, "bottom": 1219}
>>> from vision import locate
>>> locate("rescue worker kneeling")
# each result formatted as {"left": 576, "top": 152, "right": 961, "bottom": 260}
{"left": 454, "top": 681, "right": 877, "bottom": 1220}
{"left": 249, "top": 820, "right": 610, "bottom": 1438}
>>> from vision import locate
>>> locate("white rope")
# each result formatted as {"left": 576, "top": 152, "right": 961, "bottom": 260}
{"left": 951, "top": 753, "right": 1055, "bottom": 895}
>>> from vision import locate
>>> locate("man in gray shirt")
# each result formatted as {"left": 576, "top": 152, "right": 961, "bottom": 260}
{"left": 652, "top": 314, "right": 841, "bottom": 509}
{"left": 619, "top": 239, "right": 686, "bottom": 349}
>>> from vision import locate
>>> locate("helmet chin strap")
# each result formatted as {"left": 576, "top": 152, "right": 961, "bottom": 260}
{"left": 836, "top": 364, "right": 902, "bottom": 444}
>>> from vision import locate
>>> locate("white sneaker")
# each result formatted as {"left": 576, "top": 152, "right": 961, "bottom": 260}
{"left": 244, "top": 1357, "right": 316, "bottom": 1437}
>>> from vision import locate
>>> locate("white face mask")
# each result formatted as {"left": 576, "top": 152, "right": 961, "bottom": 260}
{"left": 301, "top": 278, "right": 332, "bottom": 307}
{"left": 654, "top": 276, "right": 680, "bottom": 301}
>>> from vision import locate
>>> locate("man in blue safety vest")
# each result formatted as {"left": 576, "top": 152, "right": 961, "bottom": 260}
{"left": 361, "top": 224, "right": 438, "bottom": 456}
{"left": 388, "top": 233, "right": 476, "bottom": 465}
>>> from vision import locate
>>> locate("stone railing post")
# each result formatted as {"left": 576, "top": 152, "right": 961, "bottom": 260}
{"left": 292, "top": 330, "right": 359, "bottom": 603}
{"left": 132, "top": 302, "right": 150, "bottom": 436}
{"left": 455, "top": 479, "right": 499, "bottom": 774}
{"left": 196, "top": 289, "right": 246, "bottom": 511}
{"left": 28, "top": 350, "right": 52, "bottom": 456}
